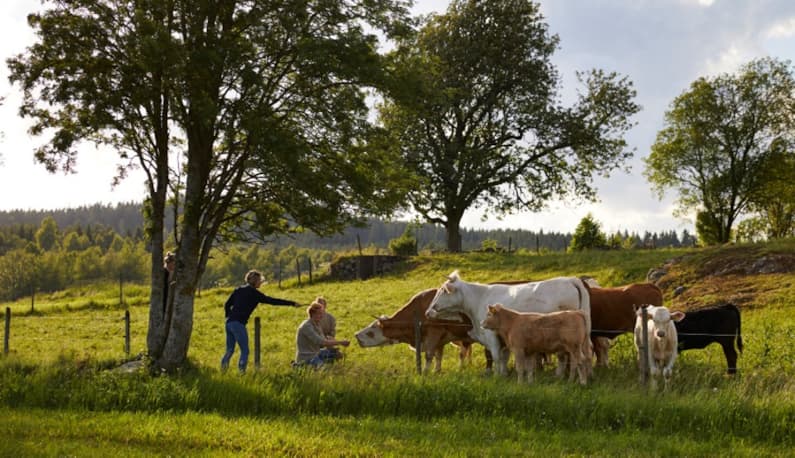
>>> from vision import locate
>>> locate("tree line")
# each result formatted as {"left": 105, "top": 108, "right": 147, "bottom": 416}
{"left": 0, "top": 210, "right": 698, "bottom": 301}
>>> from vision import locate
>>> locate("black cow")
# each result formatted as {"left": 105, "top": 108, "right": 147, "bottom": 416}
{"left": 674, "top": 303, "right": 743, "bottom": 374}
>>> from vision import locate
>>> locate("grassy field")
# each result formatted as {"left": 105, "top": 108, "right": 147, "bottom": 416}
{"left": 1, "top": 243, "right": 794, "bottom": 456}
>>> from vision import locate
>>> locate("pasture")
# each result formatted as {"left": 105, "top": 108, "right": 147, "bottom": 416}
{"left": 1, "top": 243, "right": 795, "bottom": 456}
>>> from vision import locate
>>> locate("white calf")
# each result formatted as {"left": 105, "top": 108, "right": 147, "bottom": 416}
{"left": 634, "top": 305, "right": 685, "bottom": 389}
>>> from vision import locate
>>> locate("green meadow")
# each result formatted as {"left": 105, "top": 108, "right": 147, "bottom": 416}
{"left": 2, "top": 243, "right": 795, "bottom": 457}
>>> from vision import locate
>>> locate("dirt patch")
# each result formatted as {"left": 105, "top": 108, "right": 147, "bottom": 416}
{"left": 651, "top": 243, "right": 795, "bottom": 311}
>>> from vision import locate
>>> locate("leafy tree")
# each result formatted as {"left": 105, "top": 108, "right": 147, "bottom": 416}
{"left": 376, "top": 0, "right": 639, "bottom": 252}
{"left": 389, "top": 227, "right": 418, "bottom": 256}
{"left": 747, "top": 143, "right": 795, "bottom": 238}
{"left": 8, "top": 0, "right": 411, "bottom": 370}
{"left": 568, "top": 213, "right": 607, "bottom": 251}
{"left": 35, "top": 216, "right": 59, "bottom": 252}
{"left": 644, "top": 57, "right": 795, "bottom": 244}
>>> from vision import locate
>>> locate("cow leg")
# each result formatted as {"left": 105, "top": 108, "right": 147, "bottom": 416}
{"left": 568, "top": 350, "right": 578, "bottom": 383}
{"left": 523, "top": 353, "right": 534, "bottom": 384}
{"left": 555, "top": 352, "right": 567, "bottom": 378}
{"left": 593, "top": 336, "right": 610, "bottom": 367}
{"left": 483, "top": 331, "right": 507, "bottom": 376}
{"left": 457, "top": 341, "right": 472, "bottom": 368}
{"left": 484, "top": 347, "right": 494, "bottom": 372}
{"left": 423, "top": 333, "right": 444, "bottom": 374}
{"left": 720, "top": 339, "right": 739, "bottom": 375}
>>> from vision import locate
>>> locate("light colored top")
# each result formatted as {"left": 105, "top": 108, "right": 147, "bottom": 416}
{"left": 319, "top": 312, "right": 336, "bottom": 338}
{"left": 295, "top": 319, "right": 326, "bottom": 363}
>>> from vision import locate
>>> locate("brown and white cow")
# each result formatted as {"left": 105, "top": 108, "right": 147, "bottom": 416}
{"left": 481, "top": 304, "right": 590, "bottom": 385}
{"left": 634, "top": 305, "right": 685, "bottom": 390}
{"left": 354, "top": 289, "right": 490, "bottom": 373}
{"left": 585, "top": 281, "right": 663, "bottom": 367}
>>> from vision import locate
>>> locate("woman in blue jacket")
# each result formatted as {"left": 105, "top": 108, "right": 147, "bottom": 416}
{"left": 221, "top": 270, "right": 299, "bottom": 373}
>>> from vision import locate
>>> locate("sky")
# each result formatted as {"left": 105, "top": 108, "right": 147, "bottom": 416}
{"left": 1, "top": 0, "right": 794, "bottom": 236}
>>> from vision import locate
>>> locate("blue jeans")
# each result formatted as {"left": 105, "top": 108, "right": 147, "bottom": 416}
{"left": 221, "top": 320, "right": 249, "bottom": 373}
{"left": 306, "top": 348, "right": 341, "bottom": 368}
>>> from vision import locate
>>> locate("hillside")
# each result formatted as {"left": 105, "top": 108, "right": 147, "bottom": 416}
{"left": 648, "top": 239, "right": 795, "bottom": 310}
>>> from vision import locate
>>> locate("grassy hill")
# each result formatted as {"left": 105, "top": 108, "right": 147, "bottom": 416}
{"left": 1, "top": 240, "right": 794, "bottom": 456}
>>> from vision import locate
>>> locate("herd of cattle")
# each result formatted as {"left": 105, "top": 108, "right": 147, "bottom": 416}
{"left": 354, "top": 271, "right": 743, "bottom": 388}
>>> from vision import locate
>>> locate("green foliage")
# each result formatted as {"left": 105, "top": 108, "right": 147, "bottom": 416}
{"left": 35, "top": 216, "right": 59, "bottom": 252}
{"left": 377, "top": 0, "right": 639, "bottom": 252}
{"left": 388, "top": 227, "right": 418, "bottom": 256}
{"left": 747, "top": 143, "right": 795, "bottom": 239}
{"left": 569, "top": 213, "right": 608, "bottom": 251}
{"left": 645, "top": 57, "right": 795, "bottom": 244}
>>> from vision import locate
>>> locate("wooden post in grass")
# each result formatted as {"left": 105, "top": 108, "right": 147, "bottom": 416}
{"left": 123, "top": 310, "right": 130, "bottom": 355}
{"left": 414, "top": 307, "right": 423, "bottom": 375}
{"left": 296, "top": 258, "right": 301, "bottom": 286}
{"left": 639, "top": 305, "right": 650, "bottom": 386}
{"left": 254, "top": 317, "right": 261, "bottom": 370}
{"left": 3, "top": 307, "right": 9, "bottom": 355}
{"left": 308, "top": 257, "right": 313, "bottom": 284}
{"left": 30, "top": 284, "right": 35, "bottom": 313}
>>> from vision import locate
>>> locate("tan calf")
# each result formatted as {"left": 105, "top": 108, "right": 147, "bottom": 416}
{"left": 481, "top": 304, "right": 590, "bottom": 385}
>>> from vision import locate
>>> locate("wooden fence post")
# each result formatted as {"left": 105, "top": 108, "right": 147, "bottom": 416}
{"left": 254, "top": 317, "right": 261, "bottom": 370}
{"left": 296, "top": 258, "right": 301, "bottom": 286}
{"left": 3, "top": 307, "right": 9, "bottom": 355}
{"left": 30, "top": 284, "right": 35, "bottom": 313}
{"left": 639, "top": 305, "right": 650, "bottom": 386}
{"left": 123, "top": 310, "right": 130, "bottom": 356}
{"left": 414, "top": 307, "right": 423, "bottom": 375}
{"left": 308, "top": 257, "right": 313, "bottom": 284}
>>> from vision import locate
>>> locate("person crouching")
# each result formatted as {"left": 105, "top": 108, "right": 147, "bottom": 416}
{"left": 294, "top": 302, "right": 350, "bottom": 368}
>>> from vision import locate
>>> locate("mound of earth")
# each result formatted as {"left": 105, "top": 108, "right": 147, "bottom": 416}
{"left": 646, "top": 243, "right": 795, "bottom": 310}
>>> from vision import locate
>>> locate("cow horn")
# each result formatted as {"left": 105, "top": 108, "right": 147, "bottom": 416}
{"left": 371, "top": 314, "right": 381, "bottom": 320}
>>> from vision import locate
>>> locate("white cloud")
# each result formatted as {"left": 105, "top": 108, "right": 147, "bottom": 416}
{"left": 766, "top": 16, "right": 795, "bottom": 38}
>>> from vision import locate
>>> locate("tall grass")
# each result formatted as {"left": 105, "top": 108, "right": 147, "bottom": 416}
{"left": 1, "top": 245, "right": 794, "bottom": 456}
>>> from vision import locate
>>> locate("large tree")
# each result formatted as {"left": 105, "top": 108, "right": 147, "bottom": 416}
{"left": 8, "top": 0, "right": 411, "bottom": 370}
{"left": 375, "top": 0, "right": 639, "bottom": 252}
{"left": 644, "top": 57, "right": 795, "bottom": 244}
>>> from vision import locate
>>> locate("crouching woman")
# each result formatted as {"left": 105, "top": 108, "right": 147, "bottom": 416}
{"left": 295, "top": 302, "right": 350, "bottom": 368}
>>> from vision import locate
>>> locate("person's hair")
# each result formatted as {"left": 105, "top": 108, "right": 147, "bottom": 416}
{"left": 245, "top": 270, "right": 263, "bottom": 286}
{"left": 163, "top": 251, "right": 176, "bottom": 265}
{"left": 314, "top": 296, "right": 327, "bottom": 307}
{"left": 307, "top": 303, "right": 323, "bottom": 318}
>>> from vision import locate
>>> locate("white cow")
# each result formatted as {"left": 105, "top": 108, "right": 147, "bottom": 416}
{"left": 634, "top": 305, "right": 685, "bottom": 389}
{"left": 425, "top": 271, "right": 592, "bottom": 376}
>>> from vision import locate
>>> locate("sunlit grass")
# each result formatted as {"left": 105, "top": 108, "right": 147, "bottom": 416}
{"left": 1, "top": 245, "right": 794, "bottom": 455}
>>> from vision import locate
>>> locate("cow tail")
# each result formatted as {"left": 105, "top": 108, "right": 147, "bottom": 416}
{"left": 572, "top": 278, "right": 592, "bottom": 332}
{"left": 732, "top": 303, "right": 743, "bottom": 353}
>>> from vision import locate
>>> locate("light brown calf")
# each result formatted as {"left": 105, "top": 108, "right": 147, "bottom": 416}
{"left": 481, "top": 304, "right": 590, "bottom": 385}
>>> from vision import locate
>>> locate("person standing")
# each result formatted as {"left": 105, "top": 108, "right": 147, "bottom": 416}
{"left": 295, "top": 303, "right": 350, "bottom": 368}
{"left": 221, "top": 270, "right": 299, "bottom": 373}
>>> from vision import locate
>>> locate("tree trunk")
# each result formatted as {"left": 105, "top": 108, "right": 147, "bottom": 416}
{"left": 445, "top": 215, "right": 463, "bottom": 253}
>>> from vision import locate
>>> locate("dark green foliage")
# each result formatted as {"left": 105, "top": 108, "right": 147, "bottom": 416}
{"left": 378, "top": 0, "right": 639, "bottom": 251}
{"left": 569, "top": 213, "right": 608, "bottom": 251}
{"left": 388, "top": 227, "right": 418, "bottom": 256}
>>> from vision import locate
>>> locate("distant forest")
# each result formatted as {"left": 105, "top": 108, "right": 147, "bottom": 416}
{"left": 0, "top": 202, "right": 695, "bottom": 251}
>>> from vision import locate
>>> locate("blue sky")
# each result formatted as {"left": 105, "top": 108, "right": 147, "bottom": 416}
{"left": 2, "top": 0, "right": 794, "bottom": 235}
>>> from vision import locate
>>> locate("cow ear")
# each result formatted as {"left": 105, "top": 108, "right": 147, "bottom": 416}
{"left": 671, "top": 311, "right": 686, "bottom": 322}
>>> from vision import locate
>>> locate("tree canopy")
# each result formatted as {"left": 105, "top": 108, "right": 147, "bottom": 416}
{"left": 7, "top": 0, "right": 412, "bottom": 370}
{"left": 644, "top": 57, "right": 795, "bottom": 244}
{"left": 375, "top": 0, "right": 640, "bottom": 252}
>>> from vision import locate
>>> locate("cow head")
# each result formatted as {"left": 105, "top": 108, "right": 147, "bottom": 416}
{"left": 480, "top": 303, "right": 503, "bottom": 330}
{"left": 425, "top": 270, "right": 464, "bottom": 319}
{"left": 637, "top": 305, "right": 685, "bottom": 339}
{"left": 354, "top": 316, "right": 398, "bottom": 347}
